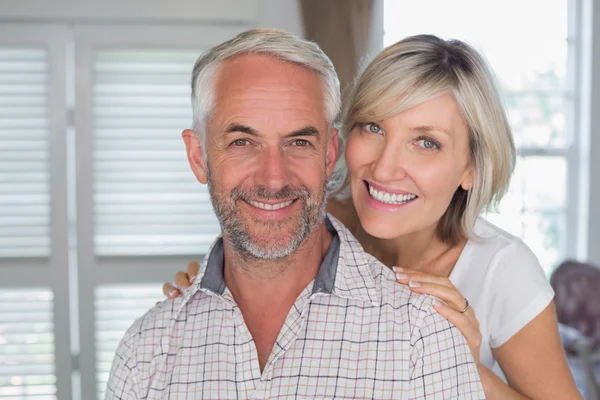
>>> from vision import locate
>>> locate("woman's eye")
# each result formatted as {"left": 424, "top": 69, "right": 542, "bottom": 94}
{"left": 292, "top": 139, "right": 310, "bottom": 147}
{"left": 363, "top": 123, "right": 383, "bottom": 134}
{"left": 417, "top": 138, "right": 440, "bottom": 150}
{"left": 232, "top": 139, "right": 249, "bottom": 147}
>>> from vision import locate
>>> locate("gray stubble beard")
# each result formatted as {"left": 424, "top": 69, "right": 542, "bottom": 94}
{"left": 206, "top": 166, "right": 329, "bottom": 261}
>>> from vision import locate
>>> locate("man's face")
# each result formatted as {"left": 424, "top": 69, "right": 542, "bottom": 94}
{"left": 183, "top": 54, "right": 338, "bottom": 259}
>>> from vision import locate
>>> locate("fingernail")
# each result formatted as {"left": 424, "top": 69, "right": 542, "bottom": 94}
{"left": 433, "top": 300, "right": 442, "bottom": 308}
{"left": 408, "top": 280, "right": 421, "bottom": 288}
{"left": 396, "top": 273, "right": 408, "bottom": 280}
{"left": 392, "top": 266, "right": 404, "bottom": 272}
{"left": 168, "top": 290, "right": 178, "bottom": 297}
{"left": 189, "top": 275, "right": 197, "bottom": 284}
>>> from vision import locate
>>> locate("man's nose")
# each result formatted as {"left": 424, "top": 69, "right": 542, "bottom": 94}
{"left": 255, "top": 146, "right": 290, "bottom": 190}
{"left": 371, "top": 143, "right": 408, "bottom": 182}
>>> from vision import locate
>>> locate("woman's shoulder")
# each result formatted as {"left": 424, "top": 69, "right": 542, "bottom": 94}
{"left": 456, "top": 217, "right": 543, "bottom": 278}
{"left": 471, "top": 217, "right": 538, "bottom": 261}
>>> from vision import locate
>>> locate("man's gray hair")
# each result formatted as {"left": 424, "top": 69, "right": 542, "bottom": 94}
{"left": 191, "top": 29, "right": 341, "bottom": 148}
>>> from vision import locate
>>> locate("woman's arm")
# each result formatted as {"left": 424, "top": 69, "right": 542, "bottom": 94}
{"left": 492, "top": 302, "right": 581, "bottom": 400}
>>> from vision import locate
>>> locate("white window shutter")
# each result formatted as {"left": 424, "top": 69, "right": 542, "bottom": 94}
{"left": 0, "top": 48, "right": 51, "bottom": 257}
{"left": 0, "top": 45, "right": 58, "bottom": 399}
{"left": 0, "top": 289, "right": 56, "bottom": 399}
{"left": 92, "top": 49, "right": 220, "bottom": 256}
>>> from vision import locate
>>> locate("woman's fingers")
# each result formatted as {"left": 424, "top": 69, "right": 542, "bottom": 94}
{"left": 164, "top": 261, "right": 200, "bottom": 299}
{"left": 162, "top": 282, "right": 180, "bottom": 299}
{"left": 175, "top": 271, "right": 193, "bottom": 290}
{"left": 186, "top": 261, "right": 199, "bottom": 283}
{"left": 393, "top": 267, "right": 466, "bottom": 312}
{"left": 393, "top": 267, "right": 454, "bottom": 289}
{"left": 406, "top": 280, "right": 466, "bottom": 311}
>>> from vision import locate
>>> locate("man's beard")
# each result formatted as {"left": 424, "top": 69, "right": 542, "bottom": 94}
{"left": 207, "top": 167, "right": 329, "bottom": 260}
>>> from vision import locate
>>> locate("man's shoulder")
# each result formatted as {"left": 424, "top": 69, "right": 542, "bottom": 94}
{"left": 119, "top": 296, "right": 184, "bottom": 352}
{"left": 106, "top": 296, "right": 189, "bottom": 398}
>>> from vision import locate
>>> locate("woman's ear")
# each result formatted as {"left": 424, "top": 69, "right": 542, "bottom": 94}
{"left": 182, "top": 129, "right": 207, "bottom": 184}
{"left": 460, "top": 167, "right": 474, "bottom": 191}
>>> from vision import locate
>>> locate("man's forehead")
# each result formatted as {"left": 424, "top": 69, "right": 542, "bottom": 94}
{"left": 214, "top": 54, "right": 324, "bottom": 100}
{"left": 209, "top": 55, "right": 328, "bottom": 132}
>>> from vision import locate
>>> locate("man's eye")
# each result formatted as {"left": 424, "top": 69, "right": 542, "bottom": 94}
{"left": 292, "top": 139, "right": 310, "bottom": 147}
{"left": 363, "top": 123, "right": 383, "bottom": 134}
{"left": 232, "top": 139, "right": 249, "bottom": 147}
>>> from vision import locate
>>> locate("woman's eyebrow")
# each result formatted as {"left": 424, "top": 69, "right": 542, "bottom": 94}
{"left": 411, "top": 125, "right": 452, "bottom": 136}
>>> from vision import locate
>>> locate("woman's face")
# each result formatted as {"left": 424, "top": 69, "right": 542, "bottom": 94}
{"left": 345, "top": 94, "right": 473, "bottom": 239}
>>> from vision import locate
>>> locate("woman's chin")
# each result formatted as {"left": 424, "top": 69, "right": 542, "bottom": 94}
{"left": 358, "top": 217, "right": 410, "bottom": 240}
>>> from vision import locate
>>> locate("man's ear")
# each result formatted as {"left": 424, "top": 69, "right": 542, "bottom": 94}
{"left": 327, "top": 127, "right": 340, "bottom": 179}
{"left": 182, "top": 129, "right": 207, "bottom": 184}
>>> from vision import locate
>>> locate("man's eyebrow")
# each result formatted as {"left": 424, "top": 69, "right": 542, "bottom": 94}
{"left": 287, "top": 126, "right": 321, "bottom": 142}
{"left": 225, "top": 123, "right": 258, "bottom": 136}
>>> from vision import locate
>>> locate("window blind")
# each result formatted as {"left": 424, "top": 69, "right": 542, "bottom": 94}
{"left": 92, "top": 49, "right": 220, "bottom": 256}
{"left": 0, "top": 48, "right": 50, "bottom": 257}
{"left": 0, "top": 289, "right": 56, "bottom": 399}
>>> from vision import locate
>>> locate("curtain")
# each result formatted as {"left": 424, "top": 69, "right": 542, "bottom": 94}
{"left": 300, "top": 0, "right": 375, "bottom": 102}
{"left": 300, "top": 0, "right": 375, "bottom": 233}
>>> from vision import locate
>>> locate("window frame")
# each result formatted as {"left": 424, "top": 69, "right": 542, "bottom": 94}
{"left": 0, "top": 23, "right": 72, "bottom": 400}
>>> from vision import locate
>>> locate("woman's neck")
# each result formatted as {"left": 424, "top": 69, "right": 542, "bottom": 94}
{"left": 357, "top": 224, "right": 465, "bottom": 277}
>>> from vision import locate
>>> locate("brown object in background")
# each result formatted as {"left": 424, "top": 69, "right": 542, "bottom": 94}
{"left": 551, "top": 260, "right": 600, "bottom": 400}
{"left": 551, "top": 259, "right": 600, "bottom": 348}
{"left": 300, "top": 0, "right": 375, "bottom": 104}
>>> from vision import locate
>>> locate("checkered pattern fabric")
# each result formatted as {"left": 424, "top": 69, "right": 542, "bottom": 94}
{"left": 106, "top": 215, "right": 484, "bottom": 399}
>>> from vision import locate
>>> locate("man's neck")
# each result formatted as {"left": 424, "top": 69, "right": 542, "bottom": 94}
{"left": 221, "top": 220, "right": 333, "bottom": 372}
{"left": 222, "top": 221, "right": 333, "bottom": 308}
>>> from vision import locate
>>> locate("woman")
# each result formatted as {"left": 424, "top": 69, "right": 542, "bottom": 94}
{"left": 163, "top": 35, "right": 580, "bottom": 399}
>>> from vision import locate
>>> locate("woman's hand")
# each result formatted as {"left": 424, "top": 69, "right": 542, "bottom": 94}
{"left": 162, "top": 261, "right": 200, "bottom": 299}
{"left": 393, "top": 266, "right": 483, "bottom": 363}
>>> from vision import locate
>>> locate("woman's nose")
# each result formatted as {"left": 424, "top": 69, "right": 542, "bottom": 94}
{"left": 371, "top": 143, "right": 408, "bottom": 182}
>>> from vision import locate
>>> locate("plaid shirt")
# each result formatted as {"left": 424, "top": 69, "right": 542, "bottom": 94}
{"left": 106, "top": 215, "right": 484, "bottom": 399}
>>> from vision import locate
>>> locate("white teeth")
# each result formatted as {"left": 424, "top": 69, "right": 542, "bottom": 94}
{"left": 249, "top": 200, "right": 294, "bottom": 210}
{"left": 367, "top": 184, "right": 417, "bottom": 205}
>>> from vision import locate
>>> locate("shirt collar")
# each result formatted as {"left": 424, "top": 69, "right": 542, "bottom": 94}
{"left": 191, "top": 214, "right": 379, "bottom": 306}
{"left": 326, "top": 215, "right": 380, "bottom": 305}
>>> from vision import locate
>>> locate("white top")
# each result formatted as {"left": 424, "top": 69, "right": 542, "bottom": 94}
{"left": 449, "top": 217, "right": 555, "bottom": 372}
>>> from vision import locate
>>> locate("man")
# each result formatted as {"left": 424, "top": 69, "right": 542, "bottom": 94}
{"left": 106, "top": 29, "right": 484, "bottom": 399}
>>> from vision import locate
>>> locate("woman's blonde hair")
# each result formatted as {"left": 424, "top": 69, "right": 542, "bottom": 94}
{"left": 334, "top": 34, "right": 516, "bottom": 245}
